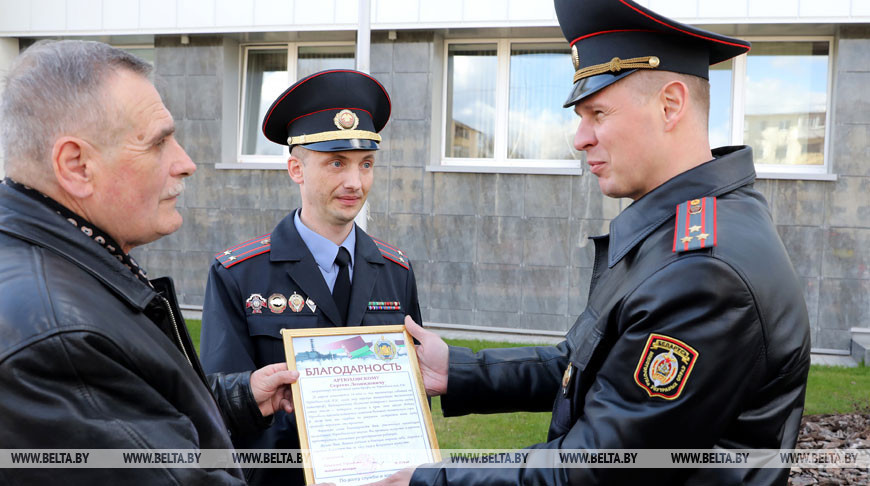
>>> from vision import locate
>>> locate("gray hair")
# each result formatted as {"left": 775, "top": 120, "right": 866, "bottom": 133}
{"left": 0, "top": 40, "right": 152, "bottom": 178}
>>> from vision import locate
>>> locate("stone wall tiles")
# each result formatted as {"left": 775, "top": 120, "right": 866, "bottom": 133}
{"left": 180, "top": 120, "right": 223, "bottom": 166}
{"left": 473, "top": 309, "right": 523, "bottom": 328}
{"left": 831, "top": 123, "right": 870, "bottom": 176}
{"left": 524, "top": 175, "right": 571, "bottom": 218}
{"left": 823, "top": 228, "right": 870, "bottom": 279}
{"left": 812, "top": 330, "right": 852, "bottom": 350}
{"left": 155, "top": 75, "right": 186, "bottom": 122}
{"left": 825, "top": 176, "right": 870, "bottom": 228}
{"left": 370, "top": 42, "right": 394, "bottom": 74}
{"left": 186, "top": 41, "right": 221, "bottom": 76}
{"left": 426, "top": 214, "right": 477, "bottom": 262}
{"left": 477, "top": 216, "right": 524, "bottom": 265}
{"left": 570, "top": 219, "right": 610, "bottom": 268}
{"left": 432, "top": 173, "right": 480, "bottom": 215}
{"left": 427, "top": 261, "right": 475, "bottom": 310}
{"left": 570, "top": 172, "right": 621, "bottom": 220}
{"left": 155, "top": 38, "right": 188, "bottom": 75}
{"left": 520, "top": 313, "right": 571, "bottom": 333}
{"left": 521, "top": 265, "right": 569, "bottom": 316}
{"left": 393, "top": 42, "right": 430, "bottom": 73}
{"left": 474, "top": 263, "right": 523, "bottom": 312}
{"left": 391, "top": 73, "right": 429, "bottom": 120}
{"left": 184, "top": 166, "right": 263, "bottom": 209}
{"left": 389, "top": 119, "right": 430, "bottom": 167}
{"left": 478, "top": 174, "right": 524, "bottom": 217}
{"left": 769, "top": 180, "right": 827, "bottom": 227}
{"left": 776, "top": 225, "right": 823, "bottom": 277}
{"left": 834, "top": 73, "right": 870, "bottom": 124}
{"left": 819, "top": 278, "right": 870, "bottom": 331}
{"left": 389, "top": 167, "right": 425, "bottom": 214}
{"left": 524, "top": 218, "right": 572, "bottom": 267}
{"left": 802, "top": 277, "right": 820, "bottom": 332}
{"left": 366, "top": 165, "right": 391, "bottom": 214}
{"left": 258, "top": 175, "right": 303, "bottom": 211}
{"left": 387, "top": 213, "right": 431, "bottom": 262}
{"left": 186, "top": 76, "right": 222, "bottom": 120}
{"left": 837, "top": 38, "right": 870, "bottom": 71}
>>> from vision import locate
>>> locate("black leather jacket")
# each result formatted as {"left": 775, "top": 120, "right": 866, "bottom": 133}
{"left": 411, "top": 147, "right": 811, "bottom": 486}
{"left": 0, "top": 184, "right": 270, "bottom": 484}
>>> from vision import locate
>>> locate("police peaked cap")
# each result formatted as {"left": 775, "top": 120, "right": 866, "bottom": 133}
{"left": 555, "top": 0, "right": 751, "bottom": 107}
{"left": 262, "top": 69, "right": 391, "bottom": 152}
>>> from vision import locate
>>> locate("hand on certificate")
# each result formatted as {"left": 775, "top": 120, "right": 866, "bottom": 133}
{"left": 404, "top": 315, "right": 448, "bottom": 396}
{"left": 364, "top": 466, "right": 416, "bottom": 485}
{"left": 250, "top": 362, "right": 299, "bottom": 417}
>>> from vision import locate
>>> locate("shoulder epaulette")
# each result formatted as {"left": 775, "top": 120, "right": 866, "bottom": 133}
{"left": 673, "top": 197, "right": 717, "bottom": 253}
{"left": 371, "top": 237, "right": 410, "bottom": 270}
{"left": 216, "top": 233, "right": 272, "bottom": 268}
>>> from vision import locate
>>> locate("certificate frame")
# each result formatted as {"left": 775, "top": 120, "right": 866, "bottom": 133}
{"left": 281, "top": 325, "right": 440, "bottom": 485}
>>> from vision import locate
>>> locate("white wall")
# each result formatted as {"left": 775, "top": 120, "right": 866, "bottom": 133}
{"left": 0, "top": 37, "right": 20, "bottom": 178}
{"left": 0, "top": 0, "right": 868, "bottom": 36}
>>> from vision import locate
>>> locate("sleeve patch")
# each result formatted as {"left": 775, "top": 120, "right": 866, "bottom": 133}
{"left": 371, "top": 237, "right": 409, "bottom": 270}
{"left": 216, "top": 234, "right": 272, "bottom": 268}
{"left": 633, "top": 333, "right": 699, "bottom": 400}
{"left": 673, "top": 197, "right": 717, "bottom": 253}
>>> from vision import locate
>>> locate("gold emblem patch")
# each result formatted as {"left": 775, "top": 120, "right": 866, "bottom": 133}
{"left": 334, "top": 109, "right": 359, "bottom": 130}
{"left": 288, "top": 292, "right": 305, "bottom": 313}
{"left": 634, "top": 334, "right": 698, "bottom": 400}
{"left": 268, "top": 293, "right": 287, "bottom": 314}
{"left": 571, "top": 44, "right": 580, "bottom": 70}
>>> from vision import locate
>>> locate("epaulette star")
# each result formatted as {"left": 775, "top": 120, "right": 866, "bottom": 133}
{"left": 673, "top": 197, "right": 718, "bottom": 253}
{"left": 216, "top": 233, "right": 273, "bottom": 268}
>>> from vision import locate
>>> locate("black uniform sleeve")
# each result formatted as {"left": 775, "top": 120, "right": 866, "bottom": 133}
{"left": 411, "top": 256, "right": 767, "bottom": 485}
{"left": 406, "top": 260, "right": 423, "bottom": 326}
{"left": 200, "top": 262, "right": 257, "bottom": 374}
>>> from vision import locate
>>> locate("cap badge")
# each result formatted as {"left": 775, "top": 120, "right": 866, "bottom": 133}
{"left": 288, "top": 292, "right": 305, "bottom": 313}
{"left": 334, "top": 109, "right": 359, "bottom": 130}
{"left": 246, "top": 293, "right": 266, "bottom": 314}
{"left": 268, "top": 293, "right": 287, "bottom": 314}
{"left": 571, "top": 44, "right": 580, "bottom": 70}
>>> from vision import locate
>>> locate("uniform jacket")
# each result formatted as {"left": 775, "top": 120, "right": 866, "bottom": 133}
{"left": 200, "top": 208, "right": 422, "bottom": 484}
{"left": 411, "top": 146, "right": 811, "bottom": 486}
{"left": 0, "top": 183, "right": 271, "bottom": 485}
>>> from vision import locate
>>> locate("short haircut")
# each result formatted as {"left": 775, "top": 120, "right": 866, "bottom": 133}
{"left": 622, "top": 70, "right": 711, "bottom": 128}
{"left": 0, "top": 40, "right": 152, "bottom": 176}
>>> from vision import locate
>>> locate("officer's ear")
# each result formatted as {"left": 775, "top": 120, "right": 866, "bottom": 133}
{"left": 287, "top": 152, "right": 304, "bottom": 184}
{"left": 51, "top": 135, "right": 96, "bottom": 199}
{"left": 659, "top": 79, "right": 690, "bottom": 132}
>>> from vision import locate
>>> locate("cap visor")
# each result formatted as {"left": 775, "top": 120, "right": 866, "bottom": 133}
{"left": 562, "top": 69, "right": 637, "bottom": 108}
{"left": 296, "top": 139, "right": 380, "bottom": 152}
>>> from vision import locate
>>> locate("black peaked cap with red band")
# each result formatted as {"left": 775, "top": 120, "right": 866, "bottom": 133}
{"left": 555, "top": 0, "right": 750, "bottom": 107}
{"left": 262, "top": 69, "right": 391, "bottom": 152}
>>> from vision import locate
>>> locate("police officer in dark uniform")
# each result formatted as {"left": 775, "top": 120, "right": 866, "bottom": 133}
{"left": 200, "top": 69, "right": 423, "bottom": 485}
{"left": 376, "top": 1, "right": 812, "bottom": 485}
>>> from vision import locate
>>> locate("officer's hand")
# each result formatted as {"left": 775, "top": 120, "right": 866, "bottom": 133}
{"left": 363, "top": 466, "right": 415, "bottom": 485}
{"left": 250, "top": 363, "right": 298, "bottom": 417}
{"left": 405, "top": 316, "right": 448, "bottom": 396}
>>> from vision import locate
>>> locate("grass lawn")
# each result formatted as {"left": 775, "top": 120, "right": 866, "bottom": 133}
{"left": 185, "top": 319, "right": 869, "bottom": 449}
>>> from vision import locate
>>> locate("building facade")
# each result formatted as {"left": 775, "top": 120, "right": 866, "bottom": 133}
{"left": 1, "top": 0, "right": 868, "bottom": 355}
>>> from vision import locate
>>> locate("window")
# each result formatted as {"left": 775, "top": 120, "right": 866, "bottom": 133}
{"left": 442, "top": 40, "right": 582, "bottom": 171}
{"left": 710, "top": 38, "right": 833, "bottom": 177}
{"left": 239, "top": 43, "right": 355, "bottom": 162}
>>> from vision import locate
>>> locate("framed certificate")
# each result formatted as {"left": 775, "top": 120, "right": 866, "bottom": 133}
{"left": 281, "top": 325, "right": 440, "bottom": 485}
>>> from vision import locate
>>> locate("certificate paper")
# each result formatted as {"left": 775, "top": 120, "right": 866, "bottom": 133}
{"left": 281, "top": 325, "right": 440, "bottom": 485}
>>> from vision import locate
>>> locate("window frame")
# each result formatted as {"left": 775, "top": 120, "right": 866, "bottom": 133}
{"left": 439, "top": 38, "right": 584, "bottom": 173}
{"left": 727, "top": 36, "right": 836, "bottom": 179}
{"left": 236, "top": 41, "right": 356, "bottom": 165}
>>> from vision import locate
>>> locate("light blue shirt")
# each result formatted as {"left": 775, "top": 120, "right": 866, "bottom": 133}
{"left": 294, "top": 210, "right": 356, "bottom": 293}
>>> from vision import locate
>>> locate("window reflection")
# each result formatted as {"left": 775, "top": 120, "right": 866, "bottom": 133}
{"left": 508, "top": 43, "right": 580, "bottom": 160}
{"left": 708, "top": 59, "right": 732, "bottom": 148}
{"left": 242, "top": 49, "right": 288, "bottom": 156}
{"left": 445, "top": 44, "right": 497, "bottom": 158}
{"left": 744, "top": 42, "right": 828, "bottom": 165}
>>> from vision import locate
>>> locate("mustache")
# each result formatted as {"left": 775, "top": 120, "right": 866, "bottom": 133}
{"left": 164, "top": 180, "right": 185, "bottom": 199}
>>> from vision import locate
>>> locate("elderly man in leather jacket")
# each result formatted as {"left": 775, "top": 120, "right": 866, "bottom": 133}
{"left": 0, "top": 40, "right": 298, "bottom": 484}
{"left": 373, "top": 1, "right": 811, "bottom": 486}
